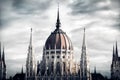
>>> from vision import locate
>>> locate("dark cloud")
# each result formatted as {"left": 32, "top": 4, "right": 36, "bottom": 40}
{"left": 69, "top": 0, "right": 120, "bottom": 31}
{"left": 12, "top": 0, "right": 53, "bottom": 14}
{"left": 0, "top": 0, "right": 53, "bottom": 28}
{"left": 69, "top": 0, "right": 110, "bottom": 14}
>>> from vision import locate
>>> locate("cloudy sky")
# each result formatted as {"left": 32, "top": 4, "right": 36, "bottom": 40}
{"left": 0, "top": 0, "right": 120, "bottom": 78}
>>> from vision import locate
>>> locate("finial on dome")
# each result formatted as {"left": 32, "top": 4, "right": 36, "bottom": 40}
{"left": 56, "top": 3, "right": 61, "bottom": 29}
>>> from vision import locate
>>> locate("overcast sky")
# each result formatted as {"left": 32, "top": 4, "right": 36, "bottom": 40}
{"left": 0, "top": 0, "right": 120, "bottom": 78}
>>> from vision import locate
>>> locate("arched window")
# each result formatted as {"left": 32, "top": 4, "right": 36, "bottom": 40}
{"left": 63, "top": 62, "right": 66, "bottom": 72}
{"left": 56, "top": 62, "right": 61, "bottom": 74}
{"left": 51, "top": 62, "right": 54, "bottom": 73}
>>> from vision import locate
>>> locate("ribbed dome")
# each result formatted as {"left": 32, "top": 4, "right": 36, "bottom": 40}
{"left": 45, "top": 29, "right": 73, "bottom": 50}
{"left": 44, "top": 7, "right": 73, "bottom": 51}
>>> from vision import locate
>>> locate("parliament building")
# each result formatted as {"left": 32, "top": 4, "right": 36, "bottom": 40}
{"left": 26, "top": 8, "right": 91, "bottom": 80}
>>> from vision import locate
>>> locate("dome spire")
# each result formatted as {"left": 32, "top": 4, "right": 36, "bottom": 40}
{"left": 56, "top": 3, "right": 61, "bottom": 29}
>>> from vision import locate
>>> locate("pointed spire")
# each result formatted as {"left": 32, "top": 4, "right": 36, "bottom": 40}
{"left": 2, "top": 46, "right": 5, "bottom": 62}
{"left": 30, "top": 28, "right": 32, "bottom": 47}
{"left": 82, "top": 28, "right": 86, "bottom": 48}
{"left": 26, "top": 28, "right": 36, "bottom": 77}
{"left": 2, "top": 45, "right": 6, "bottom": 67}
{"left": 0, "top": 42, "right": 1, "bottom": 60}
{"left": 56, "top": 3, "right": 61, "bottom": 29}
{"left": 115, "top": 41, "right": 118, "bottom": 57}
{"left": 112, "top": 45, "right": 115, "bottom": 61}
{"left": 94, "top": 66, "right": 96, "bottom": 74}
{"left": 21, "top": 66, "right": 23, "bottom": 74}
{"left": 80, "top": 27, "right": 87, "bottom": 80}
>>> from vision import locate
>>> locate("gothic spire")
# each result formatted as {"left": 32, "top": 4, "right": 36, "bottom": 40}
{"left": 82, "top": 28, "right": 86, "bottom": 49}
{"left": 115, "top": 41, "right": 118, "bottom": 57}
{"left": 112, "top": 45, "right": 115, "bottom": 61}
{"left": 2, "top": 46, "right": 5, "bottom": 62}
{"left": 0, "top": 42, "right": 1, "bottom": 60}
{"left": 80, "top": 28, "right": 88, "bottom": 80}
{"left": 29, "top": 28, "right": 32, "bottom": 47}
{"left": 21, "top": 66, "right": 23, "bottom": 74}
{"left": 94, "top": 66, "right": 96, "bottom": 74}
{"left": 56, "top": 4, "right": 61, "bottom": 29}
{"left": 2, "top": 45, "right": 6, "bottom": 67}
{"left": 26, "top": 28, "right": 36, "bottom": 78}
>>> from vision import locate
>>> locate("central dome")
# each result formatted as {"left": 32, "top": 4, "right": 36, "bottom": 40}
{"left": 45, "top": 28, "right": 73, "bottom": 50}
{"left": 44, "top": 8, "right": 73, "bottom": 51}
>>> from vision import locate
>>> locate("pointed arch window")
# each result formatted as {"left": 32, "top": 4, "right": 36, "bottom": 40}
{"left": 51, "top": 62, "right": 54, "bottom": 73}
{"left": 56, "top": 62, "right": 61, "bottom": 74}
{"left": 63, "top": 62, "right": 66, "bottom": 72}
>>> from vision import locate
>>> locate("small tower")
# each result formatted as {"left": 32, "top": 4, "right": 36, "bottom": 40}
{"left": 21, "top": 66, "right": 24, "bottom": 74}
{"left": 80, "top": 28, "right": 88, "bottom": 80}
{"left": 0, "top": 42, "right": 2, "bottom": 80}
{"left": 115, "top": 42, "right": 118, "bottom": 60}
{"left": 111, "top": 41, "right": 120, "bottom": 80}
{"left": 26, "top": 28, "right": 36, "bottom": 80}
{"left": 94, "top": 66, "right": 96, "bottom": 74}
{"left": 2, "top": 46, "right": 6, "bottom": 80}
{"left": 0, "top": 43, "right": 6, "bottom": 80}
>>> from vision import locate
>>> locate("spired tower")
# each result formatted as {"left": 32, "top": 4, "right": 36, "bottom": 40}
{"left": 38, "top": 7, "right": 75, "bottom": 76}
{"left": 80, "top": 28, "right": 90, "bottom": 80}
{"left": 26, "top": 29, "right": 36, "bottom": 80}
{"left": 0, "top": 42, "right": 6, "bottom": 80}
{"left": 111, "top": 42, "right": 120, "bottom": 80}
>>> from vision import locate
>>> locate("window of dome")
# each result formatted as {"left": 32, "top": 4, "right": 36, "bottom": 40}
{"left": 51, "top": 51, "right": 54, "bottom": 54}
{"left": 52, "top": 56, "right": 54, "bottom": 58}
{"left": 63, "top": 51, "right": 66, "bottom": 54}
{"left": 56, "top": 51, "right": 60, "bottom": 54}
{"left": 57, "top": 56, "right": 60, "bottom": 58}
{"left": 68, "top": 52, "right": 70, "bottom": 54}
{"left": 46, "top": 52, "right": 49, "bottom": 54}
{"left": 63, "top": 56, "right": 65, "bottom": 58}
{"left": 47, "top": 56, "right": 49, "bottom": 59}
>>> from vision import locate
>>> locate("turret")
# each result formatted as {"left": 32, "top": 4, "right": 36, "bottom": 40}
{"left": 0, "top": 42, "right": 1, "bottom": 60}
{"left": 26, "top": 28, "right": 36, "bottom": 80}
{"left": 2, "top": 46, "right": 6, "bottom": 67}
{"left": 115, "top": 41, "right": 118, "bottom": 60}
{"left": 94, "top": 66, "right": 96, "bottom": 74}
{"left": 80, "top": 28, "right": 88, "bottom": 80}
{"left": 112, "top": 45, "right": 115, "bottom": 62}
{"left": 21, "top": 66, "right": 23, "bottom": 74}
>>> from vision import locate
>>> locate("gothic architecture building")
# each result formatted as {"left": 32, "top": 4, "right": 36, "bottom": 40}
{"left": 111, "top": 42, "right": 120, "bottom": 80}
{"left": 0, "top": 42, "right": 6, "bottom": 80}
{"left": 26, "top": 8, "right": 91, "bottom": 80}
